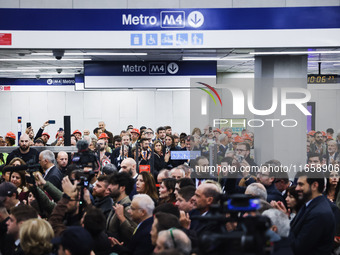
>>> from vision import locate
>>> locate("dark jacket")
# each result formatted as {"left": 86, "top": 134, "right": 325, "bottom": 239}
{"left": 6, "top": 147, "right": 39, "bottom": 165}
{"left": 94, "top": 196, "right": 113, "bottom": 219}
{"left": 104, "top": 129, "right": 114, "bottom": 147}
{"left": 272, "top": 237, "right": 294, "bottom": 255}
{"left": 190, "top": 209, "right": 220, "bottom": 237}
{"left": 126, "top": 216, "right": 154, "bottom": 255}
{"left": 265, "top": 183, "right": 285, "bottom": 204}
{"left": 44, "top": 165, "right": 63, "bottom": 191}
{"left": 289, "top": 195, "right": 335, "bottom": 255}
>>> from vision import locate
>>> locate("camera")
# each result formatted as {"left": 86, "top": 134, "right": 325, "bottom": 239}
{"left": 236, "top": 155, "right": 244, "bottom": 163}
{"left": 53, "top": 49, "right": 65, "bottom": 60}
{"left": 56, "top": 68, "right": 62, "bottom": 74}
{"left": 192, "top": 194, "right": 271, "bottom": 255}
{"left": 25, "top": 175, "right": 36, "bottom": 185}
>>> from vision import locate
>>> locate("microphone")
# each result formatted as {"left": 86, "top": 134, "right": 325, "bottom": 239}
{"left": 0, "top": 164, "right": 40, "bottom": 173}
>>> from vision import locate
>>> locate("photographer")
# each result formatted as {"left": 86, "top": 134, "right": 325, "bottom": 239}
{"left": 72, "top": 140, "right": 100, "bottom": 174}
{"left": 48, "top": 176, "right": 90, "bottom": 236}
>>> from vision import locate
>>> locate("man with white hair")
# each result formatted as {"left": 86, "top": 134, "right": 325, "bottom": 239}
{"left": 126, "top": 194, "right": 155, "bottom": 255}
{"left": 218, "top": 133, "right": 229, "bottom": 158}
{"left": 154, "top": 229, "right": 192, "bottom": 255}
{"left": 157, "top": 169, "right": 170, "bottom": 184}
{"left": 325, "top": 140, "right": 339, "bottom": 165}
{"left": 245, "top": 183, "right": 268, "bottom": 201}
{"left": 262, "top": 209, "right": 293, "bottom": 255}
{"left": 170, "top": 168, "right": 185, "bottom": 180}
{"left": 39, "top": 150, "right": 63, "bottom": 190}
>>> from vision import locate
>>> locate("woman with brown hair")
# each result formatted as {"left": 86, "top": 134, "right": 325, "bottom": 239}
{"left": 8, "top": 157, "right": 29, "bottom": 202}
{"left": 158, "top": 178, "right": 176, "bottom": 205}
{"left": 136, "top": 171, "right": 158, "bottom": 203}
{"left": 153, "top": 140, "right": 170, "bottom": 173}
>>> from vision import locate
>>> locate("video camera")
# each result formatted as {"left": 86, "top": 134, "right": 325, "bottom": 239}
{"left": 0, "top": 159, "right": 42, "bottom": 184}
{"left": 192, "top": 194, "right": 271, "bottom": 255}
{"left": 72, "top": 140, "right": 99, "bottom": 172}
{"left": 72, "top": 169, "right": 96, "bottom": 189}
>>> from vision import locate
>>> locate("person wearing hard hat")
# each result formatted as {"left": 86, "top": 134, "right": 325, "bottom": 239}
{"left": 72, "top": 130, "right": 82, "bottom": 140}
{"left": 41, "top": 132, "right": 50, "bottom": 145}
{"left": 130, "top": 128, "right": 140, "bottom": 149}
{"left": 98, "top": 133, "right": 112, "bottom": 153}
{"left": 5, "top": 132, "right": 16, "bottom": 147}
{"left": 98, "top": 121, "right": 114, "bottom": 148}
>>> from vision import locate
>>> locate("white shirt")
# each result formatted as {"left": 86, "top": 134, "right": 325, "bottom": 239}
{"left": 44, "top": 165, "right": 54, "bottom": 178}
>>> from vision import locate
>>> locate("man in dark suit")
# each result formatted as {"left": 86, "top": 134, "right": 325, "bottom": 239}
{"left": 39, "top": 150, "right": 63, "bottom": 190}
{"left": 126, "top": 194, "right": 155, "bottom": 255}
{"left": 190, "top": 182, "right": 220, "bottom": 237}
{"left": 289, "top": 170, "right": 335, "bottom": 255}
{"left": 257, "top": 163, "right": 285, "bottom": 204}
{"left": 323, "top": 140, "right": 340, "bottom": 165}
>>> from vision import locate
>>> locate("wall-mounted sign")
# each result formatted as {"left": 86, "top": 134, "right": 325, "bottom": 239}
{"left": 0, "top": 7, "right": 339, "bottom": 48}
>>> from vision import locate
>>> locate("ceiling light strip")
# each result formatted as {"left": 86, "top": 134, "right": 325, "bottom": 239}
{"left": 32, "top": 52, "right": 147, "bottom": 56}
{"left": 250, "top": 51, "right": 340, "bottom": 55}
{"left": 0, "top": 58, "right": 91, "bottom": 61}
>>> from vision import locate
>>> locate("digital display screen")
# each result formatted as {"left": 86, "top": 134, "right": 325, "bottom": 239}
{"left": 307, "top": 74, "right": 338, "bottom": 84}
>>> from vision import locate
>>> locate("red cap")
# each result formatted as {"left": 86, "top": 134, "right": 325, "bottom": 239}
{"left": 327, "top": 135, "right": 333, "bottom": 140}
{"left": 322, "top": 131, "right": 327, "bottom": 137}
{"left": 224, "top": 131, "right": 232, "bottom": 138}
{"left": 72, "top": 130, "right": 82, "bottom": 136}
{"left": 98, "top": 133, "right": 109, "bottom": 139}
{"left": 42, "top": 132, "right": 50, "bottom": 139}
{"left": 242, "top": 134, "right": 252, "bottom": 141}
{"left": 5, "top": 132, "right": 16, "bottom": 140}
{"left": 233, "top": 136, "right": 244, "bottom": 143}
{"left": 308, "top": 130, "right": 316, "bottom": 136}
{"left": 131, "top": 128, "right": 140, "bottom": 135}
{"left": 213, "top": 128, "right": 222, "bottom": 134}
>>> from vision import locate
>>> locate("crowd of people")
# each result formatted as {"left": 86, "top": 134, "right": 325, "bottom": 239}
{"left": 0, "top": 120, "right": 339, "bottom": 255}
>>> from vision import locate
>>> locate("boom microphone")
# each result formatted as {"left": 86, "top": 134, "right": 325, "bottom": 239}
{"left": 0, "top": 163, "right": 41, "bottom": 173}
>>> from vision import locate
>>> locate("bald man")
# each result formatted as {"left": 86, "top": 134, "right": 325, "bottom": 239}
{"left": 6, "top": 134, "right": 40, "bottom": 164}
{"left": 56, "top": 151, "right": 69, "bottom": 175}
{"left": 190, "top": 183, "right": 221, "bottom": 236}
{"left": 120, "top": 158, "right": 138, "bottom": 200}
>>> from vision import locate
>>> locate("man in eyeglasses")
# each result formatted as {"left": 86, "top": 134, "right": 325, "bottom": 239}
{"left": 235, "top": 142, "right": 257, "bottom": 167}
{"left": 256, "top": 162, "right": 285, "bottom": 204}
